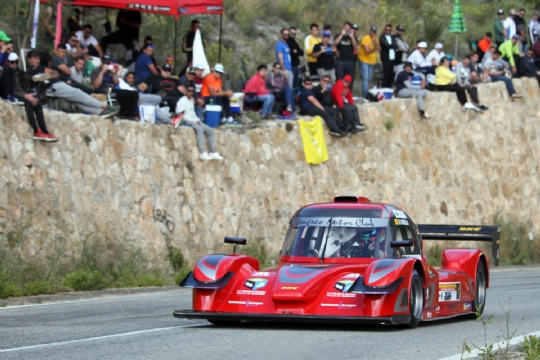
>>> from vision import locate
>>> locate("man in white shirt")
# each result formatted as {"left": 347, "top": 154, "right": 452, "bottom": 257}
{"left": 407, "top": 41, "right": 434, "bottom": 74}
{"left": 503, "top": 9, "right": 517, "bottom": 40}
{"left": 76, "top": 24, "right": 103, "bottom": 57}
{"left": 175, "top": 84, "right": 224, "bottom": 161}
{"left": 426, "top": 42, "right": 445, "bottom": 67}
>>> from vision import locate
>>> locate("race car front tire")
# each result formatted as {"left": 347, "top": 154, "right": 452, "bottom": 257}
{"left": 408, "top": 269, "right": 423, "bottom": 328}
{"left": 466, "top": 261, "right": 487, "bottom": 319}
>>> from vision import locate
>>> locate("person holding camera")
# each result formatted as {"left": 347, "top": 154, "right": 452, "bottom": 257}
{"left": 334, "top": 22, "right": 358, "bottom": 84}
{"left": 91, "top": 55, "right": 139, "bottom": 120}
{"left": 312, "top": 30, "right": 337, "bottom": 84}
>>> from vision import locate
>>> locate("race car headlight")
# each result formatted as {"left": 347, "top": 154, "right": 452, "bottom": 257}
{"left": 349, "top": 276, "right": 404, "bottom": 295}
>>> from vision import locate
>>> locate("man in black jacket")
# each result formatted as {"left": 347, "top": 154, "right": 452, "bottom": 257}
{"left": 519, "top": 48, "right": 540, "bottom": 86}
{"left": 287, "top": 27, "right": 304, "bottom": 93}
{"left": 379, "top": 24, "right": 397, "bottom": 87}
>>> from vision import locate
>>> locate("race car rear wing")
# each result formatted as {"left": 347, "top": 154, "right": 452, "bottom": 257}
{"left": 417, "top": 225, "right": 501, "bottom": 266}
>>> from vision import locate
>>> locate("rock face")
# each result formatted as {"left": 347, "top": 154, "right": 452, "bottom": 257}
{"left": 1, "top": 79, "right": 539, "bottom": 265}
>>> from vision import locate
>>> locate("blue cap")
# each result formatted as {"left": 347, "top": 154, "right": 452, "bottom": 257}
{"left": 322, "top": 30, "right": 331, "bottom": 37}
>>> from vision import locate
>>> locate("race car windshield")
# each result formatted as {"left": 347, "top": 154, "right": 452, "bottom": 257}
{"left": 281, "top": 217, "right": 389, "bottom": 260}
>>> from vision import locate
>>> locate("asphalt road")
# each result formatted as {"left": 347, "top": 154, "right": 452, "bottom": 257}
{"left": 1, "top": 267, "right": 539, "bottom": 360}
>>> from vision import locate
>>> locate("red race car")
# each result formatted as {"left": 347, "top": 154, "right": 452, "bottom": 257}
{"left": 173, "top": 196, "right": 500, "bottom": 328}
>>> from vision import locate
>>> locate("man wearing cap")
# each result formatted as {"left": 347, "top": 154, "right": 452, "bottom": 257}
{"left": 0, "top": 30, "right": 12, "bottom": 76}
{"left": 266, "top": 62, "right": 294, "bottom": 114}
{"left": 407, "top": 41, "right": 434, "bottom": 74}
{"left": 394, "top": 25, "right": 409, "bottom": 71}
{"left": 312, "top": 31, "right": 337, "bottom": 84}
{"left": 504, "top": 9, "right": 517, "bottom": 40}
{"left": 91, "top": 55, "right": 139, "bottom": 120}
{"left": 135, "top": 44, "right": 159, "bottom": 84}
{"left": 395, "top": 62, "right": 430, "bottom": 119}
{"left": 379, "top": 24, "right": 397, "bottom": 87}
{"left": 478, "top": 32, "right": 493, "bottom": 58}
{"left": 305, "top": 24, "right": 321, "bottom": 76}
{"left": 499, "top": 34, "right": 522, "bottom": 73}
{"left": 358, "top": 26, "right": 380, "bottom": 98}
{"left": 484, "top": 50, "right": 522, "bottom": 97}
{"left": 331, "top": 75, "right": 367, "bottom": 130}
{"left": 1, "top": 52, "right": 23, "bottom": 104}
{"left": 143, "top": 62, "right": 183, "bottom": 112}
{"left": 178, "top": 66, "right": 204, "bottom": 120}
{"left": 243, "top": 65, "right": 275, "bottom": 120}
{"left": 494, "top": 9, "right": 506, "bottom": 47}
{"left": 201, "top": 63, "right": 237, "bottom": 125}
{"left": 334, "top": 22, "right": 358, "bottom": 84}
{"left": 287, "top": 27, "right": 304, "bottom": 94}
{"left": 426, "top": 43, "right": 446, "bottom": 67}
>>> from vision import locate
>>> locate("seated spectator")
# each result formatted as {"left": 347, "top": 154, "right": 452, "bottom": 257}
{"left": 65, "top": 34, "right": 85, "bottom": 62}
{"left": 243, "top": 64, "right": 275, "bottom": 119}
{"left": 519, "top": 48, "right": 540, "bottom": 87}
{"left": 178, "top": 66, "right": 204, "bottom": 120}
{"left": 75, "top": 24, "right": 103, "bottom": 57}
{"left": 299, "top": 78, "right": 348, "bottom": 137}
{"left": 0, "top": 30, "right": 11, "bottom": 70}
{"left": 395, "top": 62, "right": 430, "bottom": 119}
{"left": 499, "top": 35, "right": 521, "bottom": 74}
{"left": 0, "top": 53, "right": 58, "bottom": 141}
{"left": 312, "top": 30, "right": 337, "bottom": 84}
{"left": 331, "top": 75, "right": 367, "bottom": 130}
{"left": 70, "top": 56, "right": 86, "bottom": 83}
{"left": 176, "top": 84, "right": 224, "bottom": 161}
{"left": 91, "top": 54, "right": 139, "bottom": 119}
{"left": 201, "top": 63, "right": 239, "bottom": 125}
{"left": 469, "top": 52, "right": 489, "bottom": 83}
{"left": 455, "top": 55, "right": 489, "bottom": 112}
{"left": 266, "top": 62, "right": 294, "bottom": 116}
{"left": 435, "top": 57, "right": 478, "bottom": 110}
{"left": 51, "top": 45, "right": 98, "bottom": 96}
{"left": 144, "top": 63, "right": 182, "bottom": 111}
{"left": 135, "top": 44, "right": 158, "bottom": 84}
{"left": 407, "top": 41, "right": 434, "bottom": 74}
{"left": 26, "top": 50, "right": 118, "bottom": 117}
{"left": 482, "top": 43, "right": 497, "bottom": 68}
{"left": 477, "top": 32, "right": 493, "bottom": 58}
{"left": 123, "top": 72, "right": 171, "bottom": 125}
{"left": 193, "top": 63, "right": 206, "bottom": 97}
{"left": 484, "top": 50, "right": 523, "bottom": 97}
{"left": 426, "top": 42, "right": 445, "bottom": 68}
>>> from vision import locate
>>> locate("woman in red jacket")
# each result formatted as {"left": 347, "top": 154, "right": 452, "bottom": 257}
{"left": 243, "top": 65, "right": 275, "bottom": 119}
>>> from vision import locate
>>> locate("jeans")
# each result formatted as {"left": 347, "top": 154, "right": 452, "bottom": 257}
{"left": 182, "top": 121, "right": 215, "bottom": 153}
{"left": 292, "top": 66, "right": 300, "bottom": 92}
{"left": 284, "top": 84, "right": 295, "bottom": 113}
{"left": 335, "top": 60, "right": 355, "bottom": 80}
{"left": 244, "top": 94, "right": 275, "bottom": 115}
{"left": 359, "top": 61, "right": 373, "bottom": 97}
{"left": 398, "top": 88, "right": 428, "bottom": 111}
{"left": 490, "top": 75, "right": 516, "bottom": 94}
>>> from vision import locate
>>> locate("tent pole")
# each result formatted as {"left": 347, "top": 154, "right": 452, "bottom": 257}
{"left": 455, "top": 34, "right": 458, "bottom": 59}
{"left": 174, "top": 18, "right": 178, "bottom": 71}
{"left": 218, "top": 13, "right": 223, "bottom": 62}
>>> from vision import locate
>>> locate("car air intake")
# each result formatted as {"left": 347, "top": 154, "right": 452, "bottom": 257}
{"left": 333, "top": 196, "right": 371, "bottom": 203}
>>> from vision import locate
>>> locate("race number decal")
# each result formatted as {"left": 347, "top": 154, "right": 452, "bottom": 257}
{"left": 438, "top": 282, "right": 461, "bottom": 301}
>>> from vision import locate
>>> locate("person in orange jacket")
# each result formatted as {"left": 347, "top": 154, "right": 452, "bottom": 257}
{"left": 331, "top": 75, "right": 368, "bottom": 130}
{"left": 477, "top": 32, "right": 493, "bottom": 57}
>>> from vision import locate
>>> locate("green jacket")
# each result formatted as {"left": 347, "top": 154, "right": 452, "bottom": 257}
{"left": 498, "top": 40, "right": 519, "bottom": 66}
{"left": 494, "top": 18, "right": 504, "bottom": 43}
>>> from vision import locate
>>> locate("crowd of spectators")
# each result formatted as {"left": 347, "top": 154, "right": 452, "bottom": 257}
{"left": 2, "top": 7, "right": 540, "bottom": 148}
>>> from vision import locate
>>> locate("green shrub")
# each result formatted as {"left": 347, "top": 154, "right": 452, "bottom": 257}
{"left": 23, "top": 280, "right": 54, "bottom": 296}
{"left": 64, "top": 270, "right": 108, "bottom": 291}
{"left": 174, "top": 268, "right": 192, "bottom": 285}
{"left": 134, "top": 274, "right": 167, "bottom": 287}
{"left": 524, "top": 335, "right": 540, "bottom": 360}
{"left": 494, "top": 213, "right": 540, "bottom": 265}
{"left": 0, "top": 272, "right": 22, "bottom": 298}
{"left": 425, "top": 243, "right": 445, "bottom": 267}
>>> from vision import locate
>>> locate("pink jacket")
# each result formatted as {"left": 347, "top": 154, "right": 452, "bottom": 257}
{"left": 243, "top": 74, "right": 269, "bottom": 96}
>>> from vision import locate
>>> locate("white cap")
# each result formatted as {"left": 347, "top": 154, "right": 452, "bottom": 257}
{"left": 8, "top": 52, "right": 18, "bottom": 61}
{"left": 418, "top": 41, "right": 428, "bottom": 48}
{"left": 435, "top": 42, "right": 444, "bottom": 49}
{"left": 194, "top": 63, "right": 205, "bottom": 69}
{"left": 213, "top": 63, "right": 225, "bottom": 73}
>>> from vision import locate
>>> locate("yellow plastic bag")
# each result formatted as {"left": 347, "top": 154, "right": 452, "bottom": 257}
{"left": 299, "top": 116, "right": 328, "bottom": 165}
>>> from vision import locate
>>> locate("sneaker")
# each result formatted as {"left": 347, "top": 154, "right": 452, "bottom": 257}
{"left": 221, "top": 117, "right": 228, "bottom": 125}
{"left": 172, "top": 113, "right": 183, "bottom": 128}
{"left": 225, "top": 117, "right": 241, "bottom": 126}
{"left": 349, "top": 128, "right": 362, "bottom": 134}
{"left": 31, "top": 73, "right": 51, "bottom": 82}
{"left": 463, "top": 102, "right": 477, "bottom": 110}
{"left": 91, "top": 93, "right": 107, "bottom": 101}
{"left": 511, "top": 93, "right": 523, "bottom": 98}
{"left": 44, "top": 133, "right": 59, "bottom": 142}
{"left": 356, "top": 123, "right": 368, "bottom": 130}
{"left": 286, "top": 104, "right": 292, "bottom": 112}
{"left": 262, "top": 114, "right": 276, "bottom": 120}
{"left": 421, "top": 112, "right": 431, "bottom": 119}
{"left": 199, "top": 152, "right": 212, "bottom": 160}
{"left": 100, "top": 106, "right": 119, "bottom": 118}
{"left": 473, "top": 104, "right": 485, "bottom": 112}
{"left": 479, "top": 105, "right": 489, "bottom": 111}
{"left": 7, "top": 95, "right": 24, "bottom": 105}
{"left": 32, "top": 129, "right": 49, "bottom": 141}
{"left": 209, "top": 152, "right": 224, "bottom": 160}
{"left": 329, "top": 131, "right": 341, "bottom": 137}
{"left": 361, "top": 98, "right": 370, "bottom": 103}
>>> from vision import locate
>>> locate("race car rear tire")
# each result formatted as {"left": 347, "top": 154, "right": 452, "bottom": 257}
{"left": 466, "top": 261, "right": 487, "bottom": 319}
{"left": 208, "top": 319, "right": 241, "bottom": 327}
{"left": 408, "top": 270, "right": 423, "bottom": 328}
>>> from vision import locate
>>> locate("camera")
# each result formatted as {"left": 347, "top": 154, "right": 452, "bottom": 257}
{"left": 107, "top": 64, "right": 114, "bottom": 71}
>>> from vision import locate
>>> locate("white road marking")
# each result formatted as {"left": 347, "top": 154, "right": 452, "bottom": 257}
{"left": 439, "top": 330, "right": 540, "bottom": 360}
{"left": 0, "top": 323, "right": 210, "bottom": 353}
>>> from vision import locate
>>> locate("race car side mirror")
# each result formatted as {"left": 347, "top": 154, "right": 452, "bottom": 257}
{"left": 390, "top": 240, "right": 413, "bottom": 248}
{"left": 224, "top": 237, "right": 247, "bottom": 254}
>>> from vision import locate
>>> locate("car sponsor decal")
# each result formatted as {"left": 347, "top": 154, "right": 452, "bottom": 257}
{"left": 281, "top": 286, "right": 298, "bottom": 290}
{"left": 228, "top": 300, "right": 263, "bottom": 306}
{"left": 237, "top": 290, "right": 266, "bottom": 296}
{"left": 326, "top": 292, "right": 357, "bottom": 298}
{"left": 244, "top": 278, "right": 268, "bottom": 291}
{"left": 252, "top": 272, "right": 271, "bottom": 277}
{"left": 426, "top": 311, "right": 433, "bottom": 319}
{"left": 293, "top": 217, "right": 389, "bottom": 228}
{"left": 334, "top": 280, "right": 355, "bottom": 292}
{"left": 402, "top": 255, "right": 422, "bottom": 260}
{"left": 459, "top": 227, "right": 481, "bottom": 231}
{"left": 392, "top": 210, "right": 407, "bottom": 219}
{"left": 394, "top": 219, "right": 409, "bottom": 226}
{"left": 438, "top": 282, "right": 461, "bottom": 301}
{"left": 463, "top": 302, "right": 472, "bottom": 310}
{"left": 321, "top": 302, "right": 357, "bottom": 309}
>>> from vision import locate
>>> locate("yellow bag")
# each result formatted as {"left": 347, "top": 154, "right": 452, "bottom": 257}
{"left": 299, "top": 116, "right": 328, "bottom": 165}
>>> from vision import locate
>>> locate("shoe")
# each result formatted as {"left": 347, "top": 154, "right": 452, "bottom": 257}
{"left": 349, "top": 128, "right": 362, "bottom": 134}
{"left": 32, "top": 129, "right": 49, "bottom": 141}
{"left": 473, "top": 104, "right": 485, "bottom": 112}
{"left": 511, "top": 93, "right": 523, "bottom": 98}
{"left": 220, "top": 117, "right": 228, "bottom": 125}
{"left": 7, "top": 95, "right": 24, "bottom": 105}
{"left": 44, "top": 133, "right": 59, "bottom": 142}
{"left": 341, "top": 131, "right": 351, "bottom": 138}
{"left": 286, "top": 104, "right": 292, "bottom": 112}
{"left": 91, "top": 93, "right": 107, "bottom": 101}
{"left": 31, "top": 73, "right": 51, "bottom": 82}
{"left": 479, "top": 105, "right": 489, "bottom": 111}
{"left": 463, "top": 102, "right": 477, "bottom": 110}
{"left": 172, "top": 113, "right": 183, "bottom": 128}
{"left": 209, "top": 152, "right": 224, "bottom": 160}
{"left": 329, "top": 131, "right": 341, "bottom": 137}
{"left": 199, "top": 152, "right": 212, "bottom": 160}
{"left": 100, "top": 106, "right": 119, "bottom": 118}
{"left": 421, "top": 112, "right": 431, "bottom": 119}
{"left": 356, "top": 123, "right": 368, "bottom": 130}
{"left": 361, "top": 98, "right": 370, "bottom": 103}
{"left": 263, "top": 114, "right": 276, "bottom": 120}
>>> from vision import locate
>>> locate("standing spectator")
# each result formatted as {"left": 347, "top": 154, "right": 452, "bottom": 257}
{"left": 482, "top": 43, "right": 498, "bottom": 67}
{"left": 334, "top": 22, "right": 358, "bottom": 83}
{"left": 395, "top": 62, "right": 430, "bottom": 119}
{"left": 91, "top": 55, "right": 139, "bottom": 120}
{"left": 331, "top": 75, "right": 367, "bottom": 130}
{"left": 70, "top": 56, "right": 86, "bottom": 83}
{"left": 499, "top": 35, "right": 521, "bottom": 74}
{"left": 312, "top": 75, "right": 352, "bottom": 133}
{"left": 515, "top": 9, "right": 528, "bottom": 51}
{"left": 135, "top": 44, "right": 159, "bottom": 83}
{"left": 484, "top": 50, "right": 523, "bottom": 97}
{"left": 143, "top": 63, "right": 182, "bottom": 111}
{"left": 494, "top": 9, "right": 506, "bottom": 47}
{"left": 529, "top": 11, "right": 540, "bottom": 45}
{"left": 394, "top": 25, "right": 409, "bottom": 72}
{"left": 76, "top": 25, "right": 103, "bottom": 57}
{"left": 379, "top": 24, "right": 397, "bottom": 87}
{"left": 435, "top": 57, "right": 477, "bottom": 110}
{"left": 243, "top": 64, "right": 275, "bottom": 119}
{"left": 178, "top": 66, "right": 204, "bottom": 120}
{"left": 323, "top": 25, "right": 333, "bottom": 45}
{"left": 67, "top": 9, "right": 82, "bottom": 36}
{"left": 455, "top": 55, "right": 489, "bottom": 111}
{"left": 276, "top": 28, "right": 295, "bottom": 113}
{"left": 519, "top": 48, "right": 540, "bottom": 87}
{"left": 426, "top": 43, "right": 445, "bottom": 67}
{"left": 304, "top": 24, "right": 321, "bottom": 76}
{"left": 266, "top": 62, "right": 294, "bottom": 114}
{"left": 176, "top": 84, "right": 224, "bottom": 161}
{"left": 407, "top": 41, "right": 434, "bottom": 74}
{"left": 351, "top": 23, "right": 360, "bottom": 76}
{"left": 299, "top": 78, "right": 348, "bottom": 137}
{"left": 477, "top": 32, "right": 493, "bottom": 58}
{"left": 182, "top": 20, "right": 204, "bottom": 65}
{"left": 287, "top": 26, "right": 304, "bottom": 93}
{"left": 312, "top": 31, "right": 337, "bottom": 83}
{"left": 101, "top": 10, "right": 142, "bottom": 53}
{"left": 201, "top": 64, "right": 238, "bottom": 125}
{"left": 358, "top": 26, "right": 380, "bottom": 98}
{"left": 503, "top": 9, "right": 517, "bottom": 40}
{"left": 1, "top": 53, "right": 58, "bottom": 141}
